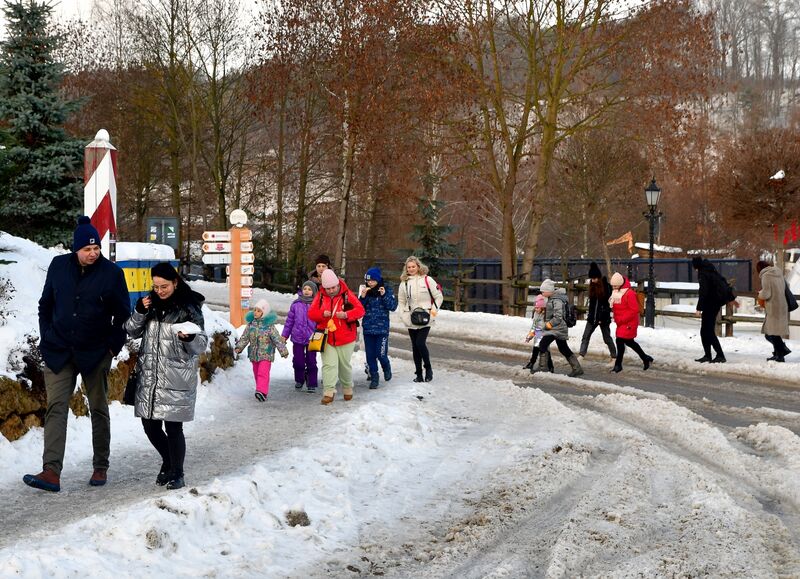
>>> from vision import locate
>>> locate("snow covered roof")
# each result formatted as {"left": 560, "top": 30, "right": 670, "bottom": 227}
{"left": 116, "top": 242, "right": 176, "bottom": 261}
{"left": 634, "top": 242, "right": 683, "bottom": 253}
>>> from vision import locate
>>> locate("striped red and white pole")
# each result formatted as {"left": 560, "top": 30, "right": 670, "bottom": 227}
{"left": 84, "top": 129, "right": 118, "bottom": 261}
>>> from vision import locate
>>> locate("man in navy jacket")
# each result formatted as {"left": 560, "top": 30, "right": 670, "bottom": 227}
{"left": 24, "top": 216, "right": 131, "bottom": 492}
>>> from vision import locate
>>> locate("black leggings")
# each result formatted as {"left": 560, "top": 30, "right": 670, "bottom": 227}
{"left": 141, "top": 418, "right": 186, "bottom": 477}
{"left": 700, "top": 307, "right": 723, "bottom": 357}
{"left": 538, "top": 334, "right": 574, "bottom": 359}
{"left": 408, "top": 326, "right": 432, "bottom": 376}
{"left": 615, "top": 337, "right": 648, "bottom": 366}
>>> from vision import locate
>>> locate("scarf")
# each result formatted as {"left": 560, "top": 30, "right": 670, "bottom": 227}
{"left": 298, "top": 293, "right": 314, "bottom": 304}
{"left": 609, "top": 287, "right": 627, "bottom": 306}
{"left": 366, "top": 284, "right": 383, "bottom": 298}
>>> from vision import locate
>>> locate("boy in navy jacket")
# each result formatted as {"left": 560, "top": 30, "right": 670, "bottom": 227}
{"left": 358, "top": 267, "right": 398, "bottom": 389}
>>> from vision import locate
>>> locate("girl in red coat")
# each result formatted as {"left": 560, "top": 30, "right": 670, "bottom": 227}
{"left": 308, "top": 269, "right": 365, "bottom": 405}
{"left": 609, "top": 273, "right": 653, "bottom": 373}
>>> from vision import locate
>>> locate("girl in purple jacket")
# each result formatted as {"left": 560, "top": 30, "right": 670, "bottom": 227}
{"left": 282, "top": 281, "right": 319, "bottom": 392}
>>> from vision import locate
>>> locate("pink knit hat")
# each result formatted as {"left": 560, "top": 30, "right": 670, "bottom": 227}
{"left": 610, "top": 272, "right": 624, "bottom": 287}
{"left": 535, "top": 294, "right": 546, "bottom": 308}
{"left": 254, "top": 299, "right": 270, "bottom": 314}
{"left": 320, "top": 269, "right": 339, "bottom": 288}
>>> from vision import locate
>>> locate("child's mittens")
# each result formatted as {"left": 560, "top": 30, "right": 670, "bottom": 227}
{"left": 525, "top": 331, "right": 535, "bottom": 342}
{"left": 545, "top": 322, "right": 553, "bottom": 330}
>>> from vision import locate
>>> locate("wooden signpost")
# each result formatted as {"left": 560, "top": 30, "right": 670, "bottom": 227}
{"left": 201, "top": 208, "right": 253, "bottom": 327}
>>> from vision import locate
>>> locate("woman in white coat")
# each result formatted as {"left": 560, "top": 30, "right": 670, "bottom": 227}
{"left": 398, "top": 256, "right": 443, "bottom": 382}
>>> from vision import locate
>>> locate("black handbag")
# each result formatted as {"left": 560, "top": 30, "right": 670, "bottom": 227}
{"left": 123, "top": 366, "right": 138, "bottom": 406}
{"left": 410, "top": 308, "right": 430, "bottom": 326}
{"left": 786, "top": 280, "right": 798, "bottom": 312}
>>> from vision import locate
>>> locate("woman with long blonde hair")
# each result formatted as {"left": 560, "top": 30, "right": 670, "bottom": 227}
{"left": 398, "top": 256, "right": 443, "bottom": 382}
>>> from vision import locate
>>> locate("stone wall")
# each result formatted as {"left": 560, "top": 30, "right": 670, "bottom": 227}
{"left": 0, "top": 331, "right": 235, "bottom": 442}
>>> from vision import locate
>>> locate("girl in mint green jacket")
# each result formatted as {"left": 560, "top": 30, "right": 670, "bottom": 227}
{"left": 234, "top": 299, "right": 288, "bottom": 401}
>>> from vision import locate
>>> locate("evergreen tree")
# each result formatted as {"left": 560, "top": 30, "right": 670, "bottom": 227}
{"left": 410, "top": 196, "right": 458, "bottom": 278}
{"left": 0, "top": 0, "right": 84, "bottom": 246}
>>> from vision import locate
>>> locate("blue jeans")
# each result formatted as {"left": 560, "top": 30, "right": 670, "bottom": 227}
{"left": 364, "top": 333, "right": 391, "bottom": 377}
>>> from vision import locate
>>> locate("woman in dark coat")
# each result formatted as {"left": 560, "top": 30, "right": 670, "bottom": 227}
{"left": 579, "top": 262, "right": 617, "bottom": 359}
{"left": 125, "top": 262, "right": 207, "bottom": 490}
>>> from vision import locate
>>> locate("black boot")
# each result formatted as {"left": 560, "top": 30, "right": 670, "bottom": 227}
{"left": 424, "top": 367, "right": 433, "bottom": 382}
{"left": 695, "top": 355, "right": 712, "bottom": 363}
{"left": 523, "top": 359, "right": 534, "bottom": 370}
{"left": 711, "top": 354, "right": 726, "bottom": 363}
{"left": 642, "top": 355, "right": 653, "bottom": 371}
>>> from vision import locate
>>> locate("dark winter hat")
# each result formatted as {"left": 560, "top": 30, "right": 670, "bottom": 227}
{"left": 691, "top": 256, "right": 703, "bottom": 270}
{"left": 302, "top": 280, "right": 318, "bottom": 296}
{"left": 72, "top": 216, "right": 101, "bottom": 251}
{"left": 315, "top": 254, "right": 331, "bottom": 267}
{"left": 151, "top": 261, "right": 179, "bottom": 281}
{"left": 756, "top": 260, "right": 772, "bottom": 273}
{"left": 365, "top": 267, "right": 383, "bottom": 284}
{"left": 588, "top": 262, "right": 602, "bottom": 279}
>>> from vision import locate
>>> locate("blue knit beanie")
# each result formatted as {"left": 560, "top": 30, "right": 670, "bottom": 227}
{"left": 365, "top": 267, "right": 382, "bottom": 284}
{"left": 72, "top": 216, "right": 101, "bottom": 251}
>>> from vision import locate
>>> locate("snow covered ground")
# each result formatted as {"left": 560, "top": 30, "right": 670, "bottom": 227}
{"left": 1, "top": 232, "right": 799, "bottom": 577}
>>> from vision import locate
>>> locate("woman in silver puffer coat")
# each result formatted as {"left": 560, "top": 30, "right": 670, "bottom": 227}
{"left": 125, "top": 262, "right": 207, "bottom": 490}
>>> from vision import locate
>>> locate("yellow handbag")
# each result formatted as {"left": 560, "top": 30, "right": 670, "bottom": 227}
{"left": 308, "top": 330, "right": 327, "bottom": 352}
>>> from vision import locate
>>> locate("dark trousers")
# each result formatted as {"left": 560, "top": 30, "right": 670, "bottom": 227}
{"left": 579, "top": 321, "right": 617, "bottom": 357}
{"left": 291, "top": 342, "right": 318, "bottom": 387}
{"left": 766, "top": 335, "right": 789, "bottom": 355}
{"left": 538, "top": 334, "right": 574, "bottom": 359}
{"left": 42, "top": 353, "right": 112, "bottom": 475}
{"left": 615, "top": 337, "right": 648, "bottom": 367}
{"left": 408, "top": 327, "right": 431, "bottom": 376}
{"left": 700, "top": 307, "right": 723, "bottom": 357}
{"left": 364, "top": 333, "right": 391, "bottom": 377}
{"left": 141, "top": 418, "right": 186, "bottom": 477}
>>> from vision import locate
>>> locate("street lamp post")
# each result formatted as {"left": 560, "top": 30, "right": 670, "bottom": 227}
{"left": 644, "top": 178, "right": 662, "bottom": 328}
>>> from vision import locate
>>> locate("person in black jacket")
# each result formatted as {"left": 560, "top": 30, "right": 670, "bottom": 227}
{"left": 24, "top": 216, "right": 131, "bottom": 492}
{"left": 692, "top": 256, "right": 737, "bottom": 363}
{"left": 578, "top": 262, "right": 617, "bottom": 359}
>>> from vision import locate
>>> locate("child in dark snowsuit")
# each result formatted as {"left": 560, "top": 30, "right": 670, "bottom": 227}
{"left": 358, "top": 267, "right": 398, "bottom": 389}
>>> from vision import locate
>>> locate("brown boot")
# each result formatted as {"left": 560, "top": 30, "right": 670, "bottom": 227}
{"left": 343, "top": 389, "right": 353, "bottom": 401}
{"left": 89, "top": 468, "right": 108, "bottom": 486}
{"left": 23, "top": 468, "right": 61, "bottom": 492}
{"left": 321, "top": 394, "right": 334, "bottom": 405}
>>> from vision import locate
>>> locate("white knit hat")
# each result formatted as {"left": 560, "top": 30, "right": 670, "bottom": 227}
{"left": 254, "top": 299, "right": 270, "bottom": 314}
{"left": 610, "top": 272, "right": 624, "bottom": 287}
{"left": 540, "top": 279, "right": 555, "bottom": 293}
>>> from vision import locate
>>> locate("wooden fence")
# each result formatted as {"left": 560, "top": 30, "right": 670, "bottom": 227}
{"left": 451, "top": 278, "right": 800, "bottom": 336}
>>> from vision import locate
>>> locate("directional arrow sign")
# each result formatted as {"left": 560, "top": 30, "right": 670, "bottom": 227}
{"left": 240, "top": 265, "right": 254, "bottom": 275}
{"left": 202, "top": 231, "right": 232, "bottom": 242}
{"left": 240, "top": 253, "right": 255, "bottom": 264}
{"left": 202, "top": 242, "right": 232, "bottom": 253}
{"left": 202, "top": 253, "right": 232, "bottom": 265}
{"left": 240, "top": 276, "right": 253, "bottom": 286}
{"left": 240, "top": 230, "right": 253, "bottom": 242}
{"left": 241, "top": 287, "right": 253, "bottom": 298}
{"left": 240, "top": 241, "right": 254, "bottom": 252}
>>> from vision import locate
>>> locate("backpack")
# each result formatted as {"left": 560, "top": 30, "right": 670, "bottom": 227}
{"left": 714, "top": 274, "right": 735, "bottom": 305}
{"left": 562, "top": 301, "right": 577, "bottom": 328}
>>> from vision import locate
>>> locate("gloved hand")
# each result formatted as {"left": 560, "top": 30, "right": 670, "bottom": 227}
{"left": 545, "top": 322, "right": 553, "bottom": 330}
